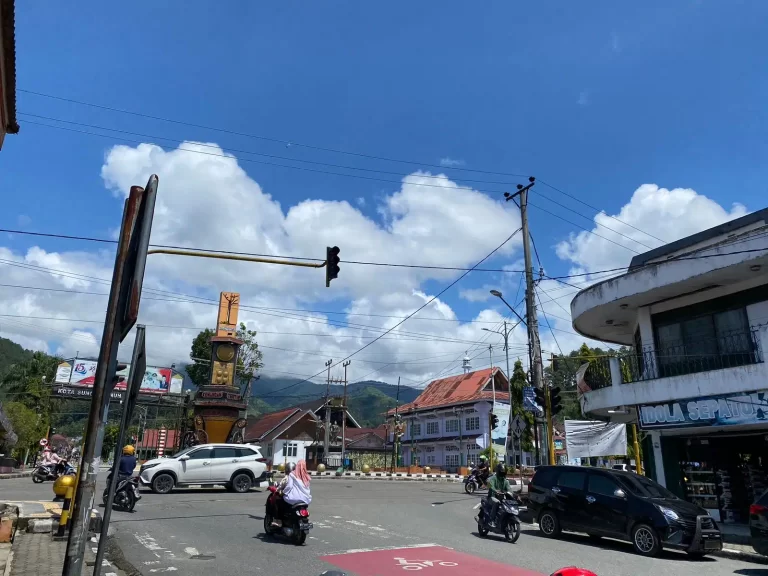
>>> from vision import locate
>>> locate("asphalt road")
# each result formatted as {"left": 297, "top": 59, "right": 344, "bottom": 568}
{"left": 0, "top": 476, "right": 756, "bottom": 576}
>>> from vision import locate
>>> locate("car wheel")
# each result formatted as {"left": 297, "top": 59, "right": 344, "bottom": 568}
{"left": 231, "top": 472, "right": 252, "bottom": 494}
{"left": 631, "top": 523, "right": 661, "bottom": 557}
{"left": 151, "top": 473, "right": 175, "bottom": 494}
{"left": 538, "top": 510, "right": 561, "bottom": 538}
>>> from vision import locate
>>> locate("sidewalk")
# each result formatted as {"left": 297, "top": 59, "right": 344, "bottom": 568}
{"left": 8, "top": 533, "right": 126, "bottom": 575}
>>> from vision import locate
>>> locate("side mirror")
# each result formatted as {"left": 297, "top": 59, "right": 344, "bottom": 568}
{"left": 179, "top": 455, "right": 190, "bottom": 461}
{"left": 614, "top": 488, "right": 627, "bottom": 499}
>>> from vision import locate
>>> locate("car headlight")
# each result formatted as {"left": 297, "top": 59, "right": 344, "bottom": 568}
{"left": 141, "top": 463, "right": 160, "bottom": 471}
{"left": 657, "top": 505, "right": 679, "bottom": 521}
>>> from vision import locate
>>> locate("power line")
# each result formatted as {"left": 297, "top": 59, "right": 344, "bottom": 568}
{"left": 19, "top": 89, "right": 531, "bottom": 179}
{"left": 262, "top": 228, "right": 523, "bottom": 397}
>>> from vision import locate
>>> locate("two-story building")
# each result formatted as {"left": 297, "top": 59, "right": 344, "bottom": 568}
{"left": 571, "top": 208, "right": 768, "bottom": 524}
{"left": 388, "top": 367, "right": 524, "bottom": 471}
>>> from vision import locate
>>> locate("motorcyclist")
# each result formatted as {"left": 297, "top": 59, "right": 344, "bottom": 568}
{"left": 273, "top": 461, "right": 312, "bottom": 526}
{"left": 486, "top": 463, "right": 511, "bottom": 527}
{"left": 476, "top": 455, "right": 490, "bottom": 486}
{"left": 41, "top": 446, "right": 63, "bottom": 475}
{"left": 117, "top": 445, "right": 137, "bottom": 480}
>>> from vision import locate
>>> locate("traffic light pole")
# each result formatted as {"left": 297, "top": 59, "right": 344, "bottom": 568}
{"left": 545, "top": 384, "right": 555, "bottom": 465}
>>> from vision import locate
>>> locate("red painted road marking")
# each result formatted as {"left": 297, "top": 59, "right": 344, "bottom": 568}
{"left": 320, "top": 545, "right": 544, "bottom": 576}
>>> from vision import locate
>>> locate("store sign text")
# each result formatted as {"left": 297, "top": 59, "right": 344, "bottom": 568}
{"left": 639, "top": 389, "right": 768, "bottom": 429}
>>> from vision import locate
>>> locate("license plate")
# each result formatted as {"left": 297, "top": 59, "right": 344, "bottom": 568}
{"left": 301, "top": 523, "right": 313, "bottom": 531}
{"left": 704, "top": 540, "right": 721, "bottom": 551}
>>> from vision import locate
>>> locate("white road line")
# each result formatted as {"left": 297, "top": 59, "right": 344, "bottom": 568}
{"left": 324, "top": 543, "right": 439, "bottom": 556}
{"left": 184, "top": 547, "right": 200, "bottom": 556}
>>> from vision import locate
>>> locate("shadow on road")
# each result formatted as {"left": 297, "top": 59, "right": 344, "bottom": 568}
{"left": 521, "top": 527, "right": 716, "bottom": 562}
{"left": 253, "top": 533, "right": 303, "bottom": 546}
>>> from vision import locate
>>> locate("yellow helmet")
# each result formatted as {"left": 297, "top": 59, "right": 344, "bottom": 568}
{"left": 122, "top": 445, "right": 135, "bottom": 455}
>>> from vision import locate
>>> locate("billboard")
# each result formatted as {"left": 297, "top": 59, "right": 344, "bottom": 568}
{"left": 491, "top": 403, "right": 510, "bottom": 441}
{"left": 639, "top": 389, "right": 768, "bottom": 430}
{"left": 55, "top": 360, "right": 183, "bottom": 395}
{"left": 564, "top": 420, "right": 627, "bottom": 459}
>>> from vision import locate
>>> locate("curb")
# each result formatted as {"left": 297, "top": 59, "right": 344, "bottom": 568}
{"left": 715, "top": 547, "right": 768, "bottom": 564}
{"left": 0, "top": 472, "right": 33, "bottom": 481}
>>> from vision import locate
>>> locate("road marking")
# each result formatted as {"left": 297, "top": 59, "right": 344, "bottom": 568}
{"left": 324, "top": 543, "right": 439, "bottom": 556}
{"left": 149, "top": 569, "right": 178, "bottom": 573}
{"left": 184, "top": 547, "right": 200, "bottom": 556}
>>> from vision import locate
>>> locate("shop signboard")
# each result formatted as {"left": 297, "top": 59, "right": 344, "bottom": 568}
{"left": 54, "top": 359, "right": 184, "bottom": 395}
{"left": 639, "top": 389, "right": 768, "bottom": 430}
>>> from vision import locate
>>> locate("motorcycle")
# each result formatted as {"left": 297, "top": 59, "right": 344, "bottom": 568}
{"left": 32, "top": 460, "right": 75, "bottom": 483}
{"left": 474, "top": 491, "right": 522, "bottom": 543}
{"left": 463, "top": 468, "right": 488, "bottom": 494}
{"left": 102, "top": 474, "right": 141, "bottom": 512}
{"left": 263, "top": 473, "right": 312, "bottom": 545}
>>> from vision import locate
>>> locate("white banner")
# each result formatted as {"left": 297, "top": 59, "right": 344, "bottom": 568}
{"left": 492, "top": 403, "right": 510, "bottom": 441}
{"left": 564, "top": 420, "right": 627, "bottom": 459}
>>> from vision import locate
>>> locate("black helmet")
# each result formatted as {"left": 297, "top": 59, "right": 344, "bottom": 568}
{"left": 495, "top": 463, "right": 506, "bottom": 476}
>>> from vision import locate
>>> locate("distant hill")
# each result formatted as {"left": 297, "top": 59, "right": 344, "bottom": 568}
{"left": 0, "top": 337, "right": 33, "bottom": 380}
{"left": 246, "top": 376, "right": 421, "bottom": 427}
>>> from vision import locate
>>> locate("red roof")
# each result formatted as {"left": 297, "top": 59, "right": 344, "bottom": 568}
{"left": 136, "top": 429, "right": 179, "bottom": 450}
{"left": 389, "top": 368, "right": 509, "bottom": 415}
{"left": 245, "top": 407, "right": 300, "bottom": 441}
{"left": 345, "top": 425, "right": 386, "bottom": 442}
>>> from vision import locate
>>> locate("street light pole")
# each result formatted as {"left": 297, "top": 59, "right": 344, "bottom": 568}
{"left": 483, "top": 320, "right": 512, "bottom": 464}
{"left": 341, "top": 360, "right": 351, "bottom": 469}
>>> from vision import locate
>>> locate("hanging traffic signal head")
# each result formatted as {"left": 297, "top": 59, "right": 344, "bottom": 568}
{"left": 549, "top": 386, "right": 562, "bottom": 417}
{"left": 491, "top": 413, "right": 499, "bottom": 430}
{"left": 326, "top": 246, "right": 340, "bottom": 287}
{"left": 534, "top": 387, "right": 547, "bottom": 410}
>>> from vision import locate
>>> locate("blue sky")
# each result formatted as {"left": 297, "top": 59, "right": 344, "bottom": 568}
{"left": 0, "top": 2, "right": 766, "bottom": 384}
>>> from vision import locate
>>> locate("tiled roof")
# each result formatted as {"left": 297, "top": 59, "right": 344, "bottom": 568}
{"left": 244, "top": 407, "right": 300, "bottom": 441}
{"left": 345, "top": 425, "right": 386, "bottom": 442}
{"left": 0, "top": 0, "right": 18, "bottom": 135}
{"left": 136, "top": 429, "right": 179, "bottom": 450}
{"left": 388, "top": 368, "right": 509, "bottom": 415}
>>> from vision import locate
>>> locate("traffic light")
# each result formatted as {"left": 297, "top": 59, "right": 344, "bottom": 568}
{"left": 325, "top": 246, "right": 340, "bottom": 287}
{"left": 549, "top": 387, "right": 562, "bottom": 417}
{"left": 490, "top": 413, "right": 499, "bottom": 430}
{"left": 534, "top": 387, "right": 547, "bottom": 413}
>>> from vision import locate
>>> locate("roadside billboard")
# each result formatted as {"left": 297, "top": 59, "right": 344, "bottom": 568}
{"left": 55, "top": 359, "right": 183, "bottom": 395}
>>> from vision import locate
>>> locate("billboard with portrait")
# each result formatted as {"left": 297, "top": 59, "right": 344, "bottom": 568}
{"left": 55, "top": 359, "right": 183, "bottom": 395}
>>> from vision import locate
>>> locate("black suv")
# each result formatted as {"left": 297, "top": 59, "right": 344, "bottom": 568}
{"left": 528, "top": 465, "right": 722, "bottom": 558}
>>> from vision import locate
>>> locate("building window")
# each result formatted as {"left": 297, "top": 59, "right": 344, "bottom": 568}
{"left": 465, "top": 416, "right": 480, "bottom": 431}
{"left": 445, "top": 419, "right": 459, "bottom": 433}
{"left": 445, "top": 454, "right": 460, "bottom": 467}
{"left": 410, "top": 422, "right": 421, "bottom": 437}
{"left": 266, "top": 444, "right": 272, "bottom": 457}
{"left": 285, "top": 442, "right": 298, "bottom": 457}
{"left": 427, "top": 421, "right": 439, "bottom": 435}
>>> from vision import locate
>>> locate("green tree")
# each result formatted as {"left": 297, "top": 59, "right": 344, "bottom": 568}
{"left": 509, "top": 359, "right": 535, "bottom": 452}
{"left": 235, "top": 322, "right": 264, "bottom": 393}
{"left": 185, "top": 328, "right": 215, "bottom": 388}
{"left": 101, "top": 423, "right": 119, "bottom": 459}
{"left": 3, "top": 401, "right": 46, "bottom": 459}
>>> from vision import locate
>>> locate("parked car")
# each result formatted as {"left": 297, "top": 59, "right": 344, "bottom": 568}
{"left": 611, "top": 464, "right": 629, "bottom": 472}
{"left": 139, "top": 443, "right": 267, "bottom": 494}
{"left": 749, "top": 490, "right": 768, "bottom": 556}
{"left": 528, "top": 465, "right": 722, "bottom": 558}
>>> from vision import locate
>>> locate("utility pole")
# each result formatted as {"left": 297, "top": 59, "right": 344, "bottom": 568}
{"left": 504, "top": 177, "right": 544, "bottom": 465}
{"left": 488, "top": 344, "right": 496, "bottom": 468}
{"left": 391, "top": 377, "right": 401, "bottom": 472}
{"left": 323, "top": 359, "right": 332, "bottom": 464}
{"left": 483, "top": 321, "right": 513, "bottom": 464}
{"left": 341, "top": 360, "right": 351, "bottom": 468}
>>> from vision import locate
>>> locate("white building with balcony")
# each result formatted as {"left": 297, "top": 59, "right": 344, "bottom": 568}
{"left": 571, "top": 208, "right": 768, "bottom": 524}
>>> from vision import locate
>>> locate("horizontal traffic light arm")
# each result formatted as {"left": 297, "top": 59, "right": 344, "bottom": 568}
{"left": 146, "top": 248, "right": 326, "bottom": 268}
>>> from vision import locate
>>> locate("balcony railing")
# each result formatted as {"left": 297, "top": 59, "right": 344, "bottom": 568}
{"left": 583, "top": 328, "right": 764, "bottom": 390}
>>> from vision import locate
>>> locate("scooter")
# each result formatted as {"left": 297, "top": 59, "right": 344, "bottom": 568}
{"left": 463, "top": 468, "right": 488, "bottom": 494}
{"left": 474, "top": 491, "right": 522, "bottom": 543}
{"left": 32, "top": 460, "right": 75, "bottom": 483}
{"left": 263, "top": 473, "right": 312, "bottom": 545}
{"left": 102, "top": 474, "right": 141, "bottom": 512}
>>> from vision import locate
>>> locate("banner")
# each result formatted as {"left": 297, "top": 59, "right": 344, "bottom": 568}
{"left": 639, "top": 389, "right": 768, "bottom": 430}
{"left": 564, "top": 420, "right": 626, "bottom": 459}
{"left": 55, "top": 360, "right": 183, "bottom": 395}
{"left": 491, "top": 403, "right": 510, "bottom": 441}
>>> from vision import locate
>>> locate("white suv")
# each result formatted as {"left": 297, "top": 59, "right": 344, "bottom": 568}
{"left": 139, "top": 443, "right": 267, "bottom": 494}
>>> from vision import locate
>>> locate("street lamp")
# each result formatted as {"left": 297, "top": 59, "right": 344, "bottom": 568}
{"left": 489, "top": 290, "right": 527, "bottom": 327}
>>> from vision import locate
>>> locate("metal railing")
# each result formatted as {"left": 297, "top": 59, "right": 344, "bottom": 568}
{"left": 582, "top": 329, "right": 764, "bottom": 389}
{"left": 622, "top": 328, "right": 763, "bottom": 383}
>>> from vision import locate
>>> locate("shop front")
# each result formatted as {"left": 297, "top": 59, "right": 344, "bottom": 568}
{"left": 640, "top": 388, "right": 768, "bottom": 524}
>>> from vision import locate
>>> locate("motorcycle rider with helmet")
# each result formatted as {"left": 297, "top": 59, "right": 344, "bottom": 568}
{"left": 476, "top": 454, "right": 490, "bottom": 486}
{"left": 485, "top": 463, "right": 512, "bottom": 527}
{"left": 118, "top": 445, "right": 137, "bottom": 480}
